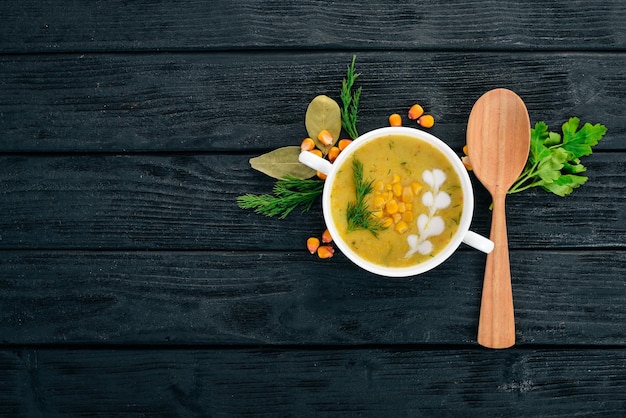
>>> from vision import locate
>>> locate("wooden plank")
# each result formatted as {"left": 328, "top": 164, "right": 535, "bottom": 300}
{"left": 0, "top": 153, "right": 623, "bottom": 250}
{"left": 0, "top": 52, "right": 623, "bottom": 152}
{"left": 1, "top": 347, "right": 625, "bottom": 416}
{"left": 1, "top": 1, "right": 625, "bottom": 53}
{"left": 1, "top": 250, "right": 624, "bottom": 345}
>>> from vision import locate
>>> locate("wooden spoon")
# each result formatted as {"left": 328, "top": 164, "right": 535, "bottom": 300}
{"left": 466, "top": 88, "right": 530, "bottom": 349}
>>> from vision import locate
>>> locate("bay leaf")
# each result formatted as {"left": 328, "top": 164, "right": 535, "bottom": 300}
{"left": 249, "top": 146, "right": 317, "bottom": 179}
{"left": 305, "top": 95, "right": 342, "bottom": 152}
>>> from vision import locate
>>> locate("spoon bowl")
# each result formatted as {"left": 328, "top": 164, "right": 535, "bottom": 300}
{"left": 466, "top": 88, "right": 530, "bottom": 349}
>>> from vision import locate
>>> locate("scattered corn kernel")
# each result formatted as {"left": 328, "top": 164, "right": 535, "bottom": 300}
{"left": 463, "top": 144, "right": 469, "bottom": 155}
{"left": 301, "top": 137, "right": 315, "bottom": 151}
{"left": 338, "top": 139, "right": 353, "bottom": 150}
{"left": 385, "top": 199, "right": 399, "bottom": 215}
{"left": 318, "top": 129, "right": 334, "bottom": 146}
{"left": 309, "top": 149, "right": 323, "bottom": 158}
{"left": 317, "top": 245, "right": 335, "bottom": 259}
{"left": 408, "top": 104, "right": 424, "bottom": 120}
{"left": 418, "top": 114, "right": 435, "bottom": 128}
{"left": 388, "top": 113, "right": 402, "bottom": 127}
{"left": 461, "top": 155, "right": 473, "bottom": 171}
{"left": 316, "top": 171, "right": 327, "bottom": 180}
{"left": 322, "top": 228, "right": 333, "bottom": 244}
{"left": 328, "top": 146, "right": 340, "bottom": 162}
{"left": 307, "top": 237, "right": 320, "bottom": 254}
{"left": 395, "top": 221, "right": 409, "bottom": 234}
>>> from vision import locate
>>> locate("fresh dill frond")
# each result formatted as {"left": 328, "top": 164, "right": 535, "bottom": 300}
{"left": 341, "top": 55, "right": 362, "bottom": 140}
{"left": 237, "top": 176, "right": 324, "bottom": 219}
{"left": 346, "top": 158, "right": 387, "bottom": 237}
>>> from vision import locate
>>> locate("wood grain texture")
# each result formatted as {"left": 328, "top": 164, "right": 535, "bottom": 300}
{"left": 1, "top": 0, "right": 625, "bottom": 53}
{"left": 467, "top": 88, "right": 530, "bottom": 348}
{"left": 0, "top": 153, "right": 623, "bottom": 250}
{"left": 2, "top": 0, "right": 626, "bottom": 415}
{"left": 1, "top": 348, "right": 625, "bottom": 416}
{"left": 1, "top": 250, "right": 624, "bottom": 345}
{"left": 0, "top": 52, "right": 624, "bottom": 152}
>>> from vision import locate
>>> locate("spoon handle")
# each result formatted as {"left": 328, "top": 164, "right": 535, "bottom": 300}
{"left": 477, "top": 192, "right": 515, "bottom": 349}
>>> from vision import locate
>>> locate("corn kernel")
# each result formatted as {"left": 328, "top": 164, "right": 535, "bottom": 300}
{"left": 318, "top": 129, "right": 334, "bottom": 146}
{"left": 408, "top": 104, "right": 424, "bottom": 120}
{"left": 411, "top": 182, "right": 422, "bottom": 194}
{"left": 417, "top": 114, "right": 435, "bottom": 128}
{"left": 397, "top": 202, "right": 406, "bottom": 213}
{"left": 373, "top": 180, "right": 385, "bottom": 191}
{"left": 392, "top": 213, "right": 402, "bottom": 224}
{"left": 402, "top": 211, "right": 413, "bottom": 223}
{"left": 392, "top": 174, "right": 401, "bottom": 184}
{"left": 392, "top": 183, "right": 403, "bottom": 197}
{"left": 373, "top": 196, "right": 386, "bottom": 208}
{"left": 316, "top": 171, "right": 327, "bottom": 180}
{"left": 385, "top": 199, "right": 399, "bottom": 214}
{"left": 402, "top": 186, "right": 414, "bottom": 203}
{"left": 371, "top": 210, "right": 384, "bottom": 218}
{"left": 307, "top": 237, "right": 320, "bottom": 254}
{"left": 395, "top": 221, "right": 409, "bottom": 234}
{"left": 388, "top": 113, "right": 402, "bottom": 127}
{"left": 328, "top": 146, "right": 340, "bottom": 163}
{"left": 317, "top": 245, "right": 335, "bottom": 259}
{"left": 322, "top": 228, "right": 333, "bottom": 244}
{"left": 405, "top": 203, "right": 413, "bottom": 211}
{"left": 301, "top": 137, "right": 315, "bottom": 151}
{"left": 382, "top": 217, "right": 394, "bottom": 228}
{"left": 338, "top": 139, "right": 353, "bottom": 150}
{"left": 309, "top": 149, "right": 323, "bottom": 158}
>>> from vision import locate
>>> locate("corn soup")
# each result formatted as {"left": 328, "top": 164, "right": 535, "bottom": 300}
{"left": 329, "top": 134, "right": 463, "bottom": 268}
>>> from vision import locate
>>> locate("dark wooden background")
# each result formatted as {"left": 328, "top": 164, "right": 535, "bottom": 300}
{"left": 1, "top": 1, "right": 625, "bottom": 416}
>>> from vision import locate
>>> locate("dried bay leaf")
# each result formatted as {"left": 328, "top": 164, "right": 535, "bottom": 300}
{"left": 305, "top": 95, "right": 342, "bottom": 152}
{"left": 249, "top": 146, "right": 316, "bottom": 179}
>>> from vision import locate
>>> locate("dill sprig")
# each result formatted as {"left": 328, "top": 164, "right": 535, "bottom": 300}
{"left": 340, "top": 55, "right": 362, "bottom": 140}
{"left": 237, "top": 176, "right": 324, "bottom": 219}
{"left": 346, "top": 158, "right": 387, "bottom": 237}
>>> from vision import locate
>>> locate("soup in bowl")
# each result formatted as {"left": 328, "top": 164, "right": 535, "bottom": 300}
{"left": 299, "top": 127, "right": 493, "bottom": 277}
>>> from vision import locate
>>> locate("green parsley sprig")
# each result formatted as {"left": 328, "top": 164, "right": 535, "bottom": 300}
{"left": 346, "top": 158, "right": 387, "bottom": 237}
{"left": 340, "top": 55, "right": 362, "bottom": 140}
{"left": 509, "top": 117, "right": 607, "bottom": 196}
{"left": 237, "top": 176, "right": 324, "bottom": 219}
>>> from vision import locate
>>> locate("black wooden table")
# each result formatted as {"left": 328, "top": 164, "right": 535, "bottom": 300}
{"left": 1, "top": 1, "right": 625, "bottom": 416}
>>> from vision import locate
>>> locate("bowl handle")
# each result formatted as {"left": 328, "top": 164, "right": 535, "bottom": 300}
{"left": 463, "top": 230, "right": 494, "bottom": 253}
{"left": 299, "top": 151, "right": 333, "bottom": 175}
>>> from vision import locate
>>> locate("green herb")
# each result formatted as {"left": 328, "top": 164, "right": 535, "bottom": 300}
{"left": 237, "top": 176, "right": 324, "bottom": 219}
{"left": 509, "top": 117, "right": 607, "bottom": 196}
{"left": 346, "top": 158, "right": 387, "bottom": 236}
{"left": 340, "top": 55, "right": 362, "bottom": 139}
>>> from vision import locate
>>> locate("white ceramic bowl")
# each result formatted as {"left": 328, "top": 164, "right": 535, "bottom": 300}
{"left": 300, "top": 127, "right": 493, "bottom": 277}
